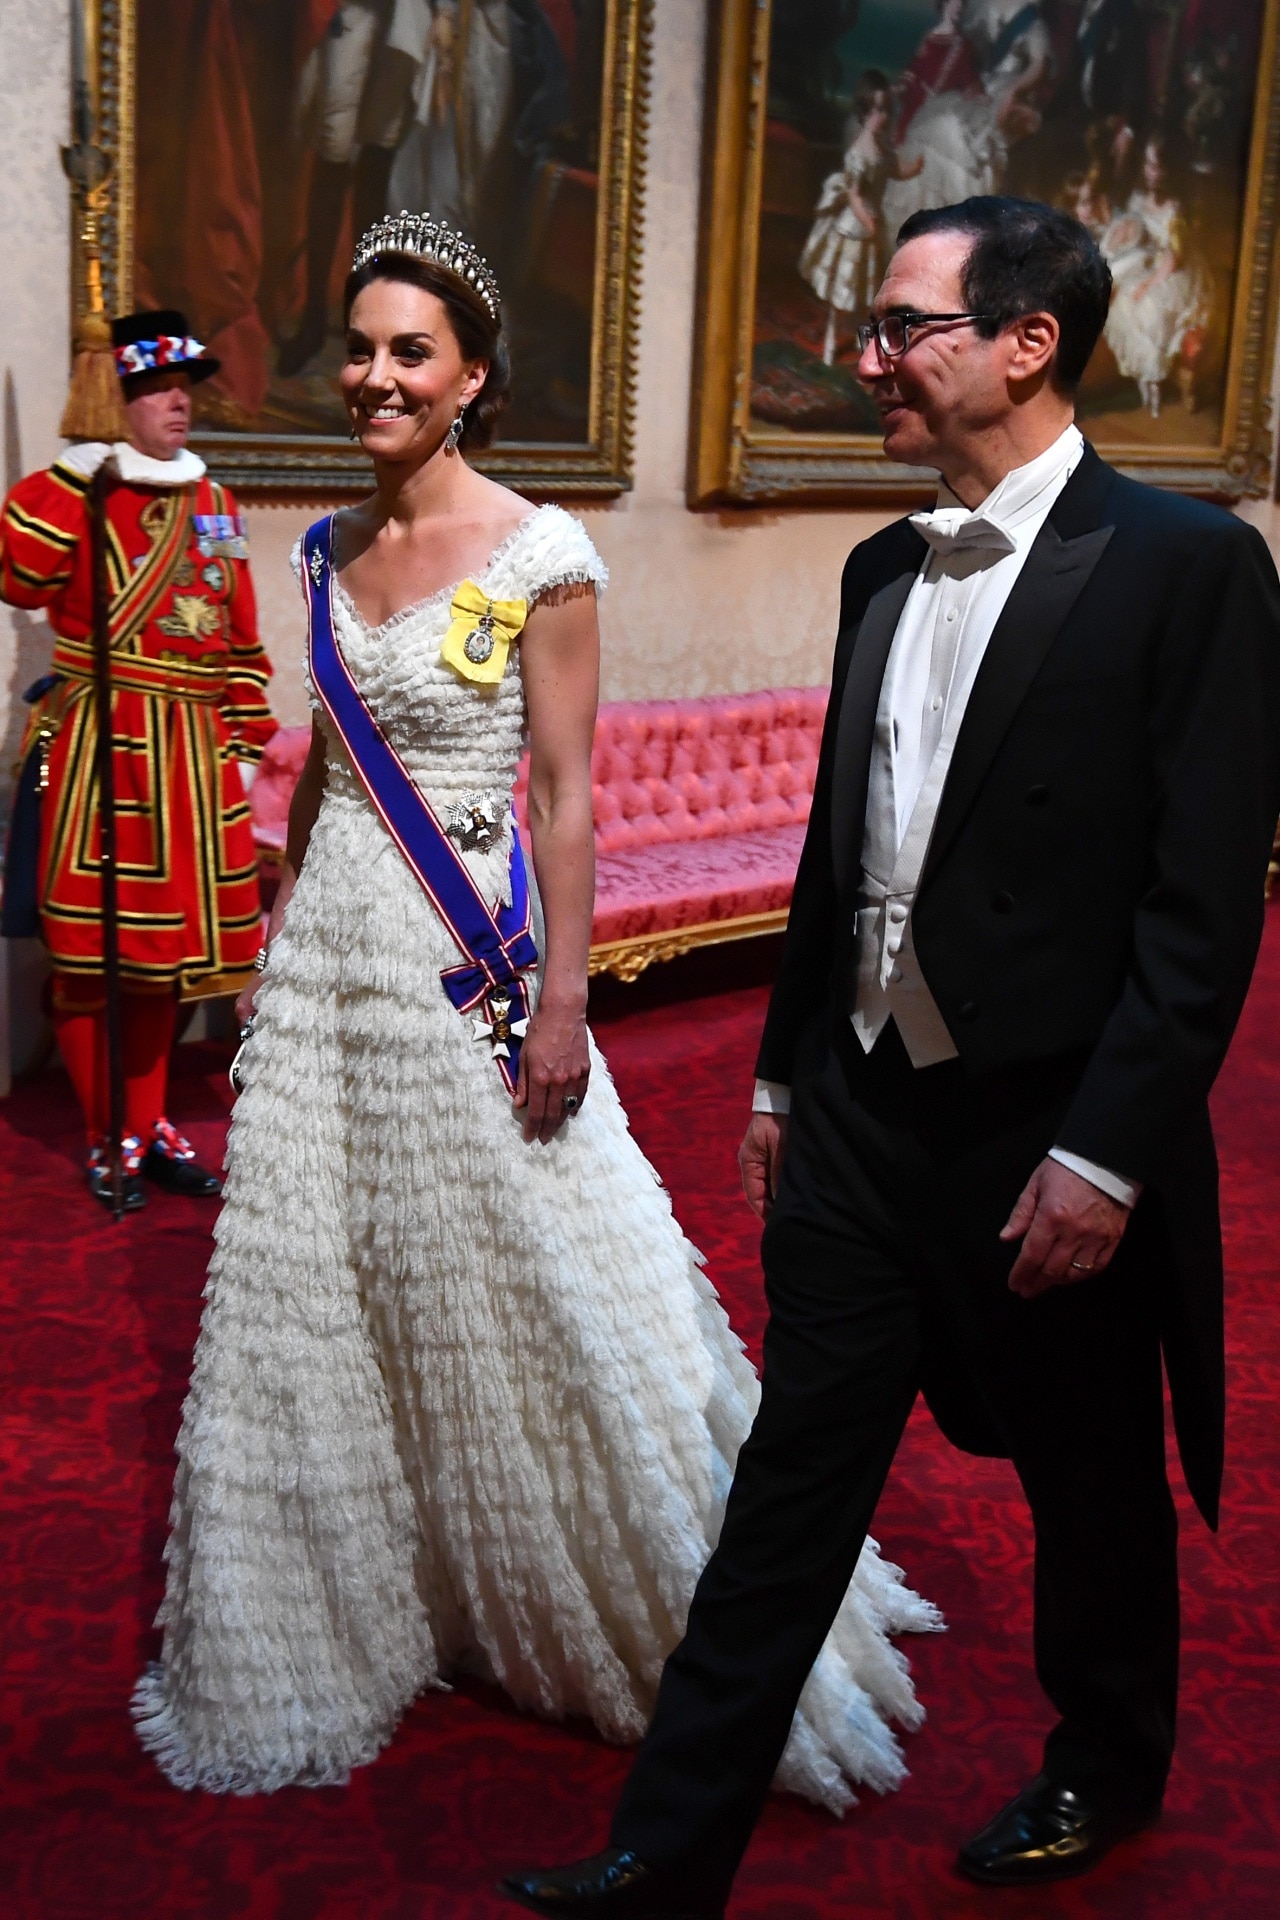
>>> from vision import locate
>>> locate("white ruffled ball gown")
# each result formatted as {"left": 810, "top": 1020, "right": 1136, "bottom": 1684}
{"left": 132, "top": 504, "right": 942, "bottom": 1811}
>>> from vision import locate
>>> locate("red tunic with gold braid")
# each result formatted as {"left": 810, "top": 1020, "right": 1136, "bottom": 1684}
{"left": 0, "top": 456, "right": 277, "bottom": 995}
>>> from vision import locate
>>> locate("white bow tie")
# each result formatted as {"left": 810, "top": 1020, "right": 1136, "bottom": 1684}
{"left": 909, "top": 506, "right": 1018, "bottom": 558}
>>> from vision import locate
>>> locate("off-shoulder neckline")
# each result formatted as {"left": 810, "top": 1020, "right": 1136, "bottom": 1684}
{"left": 331, "top": 503, "right": 552, "bottom": 640}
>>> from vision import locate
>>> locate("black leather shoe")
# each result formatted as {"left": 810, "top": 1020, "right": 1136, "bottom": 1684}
{"left": 141, "top": 1144, "right": 221, "bottom": 1196}
{"left": 86, "top": 1152, "right": 146, "bottom": 1212}
{"left": 141, "top": 1121, "right": 222, "bottom": 1197}
{"left": 499, "top": 1848, "right": 723, "bottom": 1919}
{"left": 958, "top": 1773, "right": 1161, "bottom": 1885}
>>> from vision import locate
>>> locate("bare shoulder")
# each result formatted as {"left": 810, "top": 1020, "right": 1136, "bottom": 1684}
{"left": 534, "top": 578, "right": 598, "bottom": 609}
{"left": 329, "top": 497, "right": 382, "bottom": 571}
{"left": 462, "top": 468, "right": 534, "bottom": 544}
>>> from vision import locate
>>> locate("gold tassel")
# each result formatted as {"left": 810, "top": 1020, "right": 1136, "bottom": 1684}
{"left": 60, "top": 306, "right": 126, "bottom": 443}
{"left": 60, "top": 176, "right": 125, "bottom": 445}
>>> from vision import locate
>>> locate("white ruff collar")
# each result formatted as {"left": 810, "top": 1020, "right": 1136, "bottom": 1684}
{"left": 60, "top": 440, "right": 207, "bottom": 486}
{"left": 110, "top": 442, "right": 206, "bottom": 486}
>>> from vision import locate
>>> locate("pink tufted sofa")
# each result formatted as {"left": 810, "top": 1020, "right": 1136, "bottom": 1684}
{"left": 249, "top": 726, "right": 312, "bottom": 871}
{"left": 251, "top": 687, "right": 828, "bottom": 979}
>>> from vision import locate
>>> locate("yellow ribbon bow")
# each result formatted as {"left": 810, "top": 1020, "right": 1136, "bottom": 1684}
{"left": 440, "top": 580, "right": 528, "bottom": 685}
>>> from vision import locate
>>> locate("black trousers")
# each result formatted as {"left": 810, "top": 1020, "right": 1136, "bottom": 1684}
{"left": 611, "top": 1019, "right": 1179, "bottom": 1899}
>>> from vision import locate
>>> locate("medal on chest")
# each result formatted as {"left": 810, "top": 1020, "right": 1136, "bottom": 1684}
{"left": 472, "top": 987, "right": 530, "bottom": 1062}
{"left": 445, "top": 791, "right": 504, "bottom": 853}
{"left": 193, "top": 511, "right": 249, "bottom": 561}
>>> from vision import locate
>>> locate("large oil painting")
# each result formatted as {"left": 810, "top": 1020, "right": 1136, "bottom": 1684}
{"left": 86, "top": 0, "right": 650, "bottom": 494}
{"left": 690, "top": 0, "right": 1280, "bottom": 504}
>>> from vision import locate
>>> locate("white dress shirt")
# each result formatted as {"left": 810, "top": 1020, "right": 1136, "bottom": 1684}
{"left": 755, "top": 425, "right": 1140, "bottom": 1208}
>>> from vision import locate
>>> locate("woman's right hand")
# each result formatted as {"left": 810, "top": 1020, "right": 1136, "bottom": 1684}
{"left": 234, "top": 974, "right": 260, "bottom": 1030}
{"left": 236, "top": 844, "right": 306, "bottom": 1034}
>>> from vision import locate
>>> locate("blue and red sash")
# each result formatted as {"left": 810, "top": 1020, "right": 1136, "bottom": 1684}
{"left": 303, "top": 514, "right": 537, "bottom": 1094}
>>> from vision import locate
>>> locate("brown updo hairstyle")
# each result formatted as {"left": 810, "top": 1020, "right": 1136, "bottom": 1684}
{"left": 342, "top": 252, "right": 512, "bottom": 451}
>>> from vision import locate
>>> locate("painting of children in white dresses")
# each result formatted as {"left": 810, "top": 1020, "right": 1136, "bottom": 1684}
{"left": 800, "top": 73, "right": 922, "bottom": 365}
{"left": 753, "top": 0, "right": 1265, "bottom": 449}
{"left": 1100, "top": 134, "right": 1208, "bottom": 419}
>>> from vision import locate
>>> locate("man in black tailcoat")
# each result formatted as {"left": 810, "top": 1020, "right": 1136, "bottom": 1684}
{"left": 503, "top": 198, "right": 1280, "bottom": 1912}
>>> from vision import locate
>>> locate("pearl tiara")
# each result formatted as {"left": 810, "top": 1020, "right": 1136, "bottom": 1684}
{"left": 351, "top": 212, "right": 501, "bottom": 321}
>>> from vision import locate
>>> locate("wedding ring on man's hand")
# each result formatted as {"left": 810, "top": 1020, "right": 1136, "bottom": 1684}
{"left": 1069, "top": 1259, "right": 1094, "bottom": 1272}
{"left": 564, "top": 1094, "right": 581, "bottom": 1115}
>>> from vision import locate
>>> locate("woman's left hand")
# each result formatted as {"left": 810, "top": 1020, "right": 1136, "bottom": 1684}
{"left": 514, "top": 998, "right": 590, "bottom": 1144}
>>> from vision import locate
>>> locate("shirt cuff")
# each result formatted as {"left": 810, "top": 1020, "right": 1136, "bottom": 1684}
{"left": 1048, "top": 1147, "right": 1141, "bottom": 1210}
{"left": 236, "top": 759, "right": 258, "bottom": 790}
{"left": 752, "top": 1079, "right": 792, "bottom": 1115}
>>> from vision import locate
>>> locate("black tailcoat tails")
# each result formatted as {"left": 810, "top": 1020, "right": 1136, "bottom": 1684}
{"left": 611, "top": 447, "right": 1280, "bottom": 1898}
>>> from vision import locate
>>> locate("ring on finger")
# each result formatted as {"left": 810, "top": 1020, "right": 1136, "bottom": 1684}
{"left": 1069, "top": 1258, "right": 1094, "bottom": 1272}
{"left": 564, "top": 1093, "right": 581, "bottom": 1115}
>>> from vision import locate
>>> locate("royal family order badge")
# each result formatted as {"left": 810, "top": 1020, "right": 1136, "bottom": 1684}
{"left": 440, "top": 582, "right": 527, "bottom": 686}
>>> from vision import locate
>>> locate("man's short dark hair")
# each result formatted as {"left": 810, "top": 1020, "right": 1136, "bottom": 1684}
{"left": 894, "top": 197, "right": 1112, "bottom": 391}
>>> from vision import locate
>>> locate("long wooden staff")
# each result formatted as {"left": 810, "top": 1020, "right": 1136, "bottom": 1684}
{"left": 63, "top": 0, "right": 127, "bottom": 1216}
{"left": 90, "top": 464, "right": 126, "bottom": 1220}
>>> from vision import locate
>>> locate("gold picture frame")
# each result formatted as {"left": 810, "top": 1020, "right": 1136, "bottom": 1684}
{"left": 82, "top": 0, "right": 650, "bottom": 497}
{"left": 689, "top": 0, "right": 1280, "bottom": 508}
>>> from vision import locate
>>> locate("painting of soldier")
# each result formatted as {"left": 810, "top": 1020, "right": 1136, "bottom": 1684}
{"left": 133, "top": 0, "right": 608, "bottom": 446}
{"left": 751, "top": 0, "right": 1269, "bottom": 451}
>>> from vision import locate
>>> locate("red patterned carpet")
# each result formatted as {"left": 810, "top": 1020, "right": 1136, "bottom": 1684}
{"left": 1, "top": 918, "right": 1278, "bottom": 1919}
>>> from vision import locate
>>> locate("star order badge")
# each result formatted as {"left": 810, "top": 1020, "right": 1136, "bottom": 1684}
{"left": 445, "top": 792, "right": 503, "bottom": 853}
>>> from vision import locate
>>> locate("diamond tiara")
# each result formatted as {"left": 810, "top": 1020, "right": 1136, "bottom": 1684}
{"left": 351, "top": 212, "right": 501, "bottom": 321}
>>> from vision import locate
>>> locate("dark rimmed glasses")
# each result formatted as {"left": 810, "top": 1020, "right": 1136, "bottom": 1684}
{"left": 856, "top": 312, "right": 993, "bottom": 359}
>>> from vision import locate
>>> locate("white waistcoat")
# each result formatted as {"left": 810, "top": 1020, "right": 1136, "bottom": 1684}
{"left": 849, "top": 425, "right": 1086, "bottom": 1067}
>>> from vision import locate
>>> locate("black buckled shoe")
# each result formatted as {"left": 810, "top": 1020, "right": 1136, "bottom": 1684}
{"left": 499, "top": 1848, "right": 724, "bottom": 1919}
{"left": 958, "top": 1773, "right": 1161, "bottom": 1886}
{"left": 140, "top": 1119, "right": 222, "bottom": 1197}
{"left": 86, "top": 1138, "right": 147, "bottom": 1212}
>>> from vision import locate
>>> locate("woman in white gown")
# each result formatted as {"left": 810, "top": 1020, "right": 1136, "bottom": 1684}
{"left": 132, "top": 216, "right": 941, "bottom": 1811}
{"left": 881, "top": 0, "right": 1005, "bottom": 240}
{"left": 881, "top": 0, "right": 1053, "bottom": 241}
{"left": 1101, "top": 136, "right": 1208, "bottom": 418}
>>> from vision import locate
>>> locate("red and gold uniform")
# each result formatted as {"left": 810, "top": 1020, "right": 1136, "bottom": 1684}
{"left": 1, "top": 448, "right": 277, "bottom": 1173}
{"left": 1, "top": 453, "right": 276, "bottom": 994}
